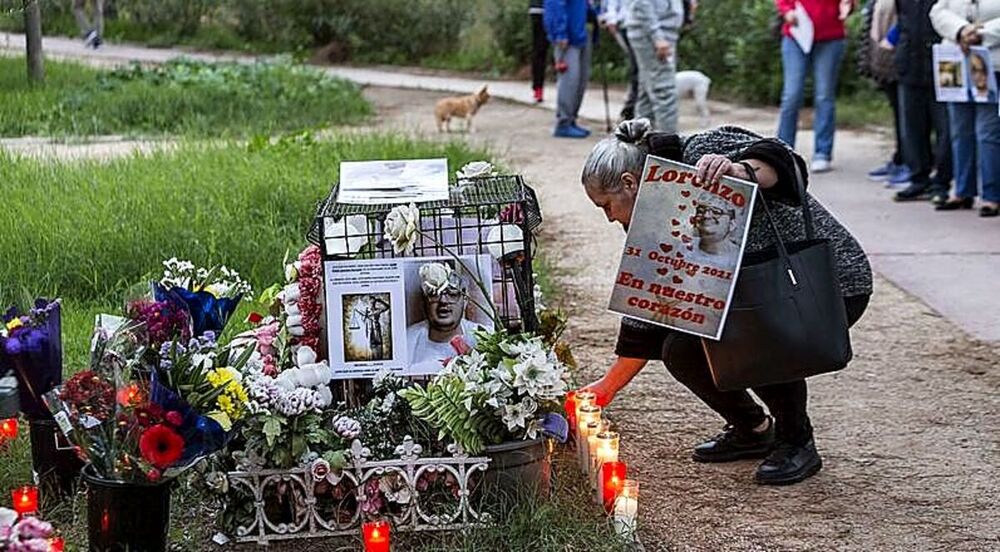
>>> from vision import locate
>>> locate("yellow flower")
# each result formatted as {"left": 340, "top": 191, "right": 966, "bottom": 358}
{"left": 207, "top": 411, "right": 233, "bottom": 432}
{"left": 5, "top": 319, "right": 23, "bottom": 332}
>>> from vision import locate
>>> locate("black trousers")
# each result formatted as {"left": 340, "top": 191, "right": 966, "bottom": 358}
{"left": 660, "top": 294, "right": 871, "bottom": 446}
{"left": 620, "top": 28, "right": 640, "bottom": 120}
{"left": 882, "top": 81, "right": 903, "bottom": 166}
{"left": 898, "top": 82, "right": 952, "bottom": 193}
{"left": 531, "top": 14, "right": 549, "bottom": 90}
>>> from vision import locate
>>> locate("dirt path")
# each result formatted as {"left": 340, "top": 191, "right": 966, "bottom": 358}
{"left": 362, "top": 87, "right": 1000, "bottom": 552}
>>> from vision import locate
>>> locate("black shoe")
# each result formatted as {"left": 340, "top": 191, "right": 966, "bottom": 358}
{"left": 893, "top": 184, "right": 930, "bottom": 202}
{"left": 935, "top": 197, "right": 974, "bottom": 211}
{"left": 980, "top": 205, "right": 999, "bottom": 217}
{"left": 930, "top": 193, "right": 948, "bottom": 207}
{"left": 755, "top": 439, "right": 823, "bottom": 486}
{"left": 692, "top": 417, "right": 775, "bottom": 463}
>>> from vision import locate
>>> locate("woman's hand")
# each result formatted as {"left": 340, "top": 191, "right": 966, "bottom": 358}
{"left": 695, "top": 154, "right": 740, "bottom": 184}
{"left": 959, "top": 24, "right": 983, "bottom": 55}
{"left": 580, "top": 376, "right": 621, "bottom": 407}
{"left": 783, "top": 10, "right": 798, "bottom": 26}
{"left": 654, "top": 39, "right": 672, "bottom": 62}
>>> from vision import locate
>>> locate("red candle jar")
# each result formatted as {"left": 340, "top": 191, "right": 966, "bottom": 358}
{"left": 12, "top": 484, "right": 39, "bottom": 516}
{"left": 49, "top": 537, "right": 65, "bottom": 551}
{"left": 563, "top": 391, "right": 578, "bottom": 429}
{"left": 0, "top": 418, "right": 18, "bottom": 440}
{"left": 601, "top": 461, "right": 628, "bottom": 513}
{"left": 362, "top": 520, "right": 391, "bottom": 552}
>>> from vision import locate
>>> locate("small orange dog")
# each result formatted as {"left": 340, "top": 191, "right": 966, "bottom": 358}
{"left": 434, "top": 85, "right": 490, "bottom": 133}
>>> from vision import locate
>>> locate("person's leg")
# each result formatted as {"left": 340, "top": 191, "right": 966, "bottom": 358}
{"left": 572, "top": 31, "right": 593, "bottom": 128}
{"left": 620, "top": 29, "right": 639, "bottom": 120}
{"left": 895, "top": 83, "right": 936, "bottom": 199}
{"left": 948, "top": 102, "right": 978, "bottom": 200}
{"left": 811, "top": 38, "right": 846, "bottom": 161}
{"left": 661, "top": 334, "right": 767, "bottom": 432}
{"left": 554, "top": 45, "right": 582, "bottom": 129}
{"left": 885, "top": 82, "right": 904, "bottom": 166}
{"left": 753, "top": 381, "right": 811, "bottom": 445}
{"left": 929, "top": 96, "right": 953, "bottom": 198}
{"left": 650, "top": 42, "right": 679, "bottom": 133}
{"left": 630, "top": 33, "right": 655, "bottom": 123}
{"left": 72, "top": 0, "right": 92, "bottom": 36}
{"left": 777, "top": 36, "right": 809, "bottom": 148}
{"left": 94, "top": 0, "right": 105, "bottom": 36}
{"left": 974, "top": 102, "right": 1000, "bottom": 207}
{"left": 530, "top": 14, "right": 548, "bottom": 92}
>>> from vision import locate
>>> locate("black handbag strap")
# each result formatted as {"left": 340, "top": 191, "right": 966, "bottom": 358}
{"left": 739, "top": 162, "right": 796, "bottom": 285}
{"left": 789, "top": 157, "right": 816, "bottom": 240}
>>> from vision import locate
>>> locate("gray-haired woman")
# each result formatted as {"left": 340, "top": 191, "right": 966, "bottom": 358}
{"left": 581, "top": 119, "right": 873, "bottom": 485}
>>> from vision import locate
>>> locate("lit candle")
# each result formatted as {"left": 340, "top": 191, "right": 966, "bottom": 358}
{"left": 362, "top": 520, "right": 390, "bottom": 552}
{"left": 601, "top": 461, "right": 628, "bottom": 513}
{"left": 613, "top": 479, "right": 639, "bottom": 540}
{"left": 0, "top": 418, "right": 17, "bottom": 441}
{"left": 575, "top": 404, "right": 600, "bottom": 437}
{"left": 11, "top": 485, "right": 39, "bottom": 516}
{"left": 49, "top": 537, "right": 65, "bottom": 552}
{"left": 574, "top": 391, "right": 597, "bottom": 429}
{"left": 578, "top": 420, "right": 601, "bottom": 473}
{"left": 591, "top": 431, "right": 620, "bottom": 499}
{"left": 563, "top": 391, "right": 578, "bottom": 431}
{"left": 587, "top": 432, "right": 602, "bottom": 491}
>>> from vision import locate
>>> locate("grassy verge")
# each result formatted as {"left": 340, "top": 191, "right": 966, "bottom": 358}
{"left": 0, "top": 56, "right": 371, "bottom": 138}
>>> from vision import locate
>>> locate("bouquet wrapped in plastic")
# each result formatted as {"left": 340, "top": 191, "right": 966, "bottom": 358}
{"left": 0, "top": 299, "right": 62, "bottom": 421}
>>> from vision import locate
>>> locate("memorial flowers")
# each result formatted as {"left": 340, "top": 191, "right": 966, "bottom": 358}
{"left": 0, "top": 508, "right": 62, "bottom": 552}
{"left": 383, "top": 203, "right": 420, "bottom": 255}
{"left": 0, "top": 299, "right": 63, "bottom": 420}
{"left": 155, "top": 259, "right": 252, "bottom": 337}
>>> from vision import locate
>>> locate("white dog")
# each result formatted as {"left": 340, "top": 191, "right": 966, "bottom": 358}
{"left": 675, "top": 70, "right": 712, "bottom": 127}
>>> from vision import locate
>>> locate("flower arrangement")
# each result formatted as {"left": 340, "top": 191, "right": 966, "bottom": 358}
{"left": 0, "top": 508, "right": 61, "bottom": 552}
{"left": 155, "top": 259, "right": 252, "bottom": 337}
{"left": 0, "top": 299, "right": 62, "bottom": 420}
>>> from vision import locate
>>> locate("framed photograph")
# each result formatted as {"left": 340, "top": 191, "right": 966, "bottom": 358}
{"left": 967, "top": 47, "right": 997, "bottom": 104}
{"left": 324, "top": 255, "right": 494, "bottom": 379}
{"left": 608, "top": 156, "right": 757, "bottom": 340}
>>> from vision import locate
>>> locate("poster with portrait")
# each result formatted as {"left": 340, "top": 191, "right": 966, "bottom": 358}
{"left": 966, "top": 46, "right": 997, "bottom": 103}
{"left": 325, "top": 255, "right": 494, "bottom": 379}
{"left": 608, "top": 156, "right": 757, "bottom": 340}
{"left": 933, "top": 44, "right": 969, "bottom": 103}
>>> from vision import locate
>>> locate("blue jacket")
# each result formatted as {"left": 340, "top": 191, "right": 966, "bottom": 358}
{"left": 543, "top": 0, "right": 594, "bottom": 47}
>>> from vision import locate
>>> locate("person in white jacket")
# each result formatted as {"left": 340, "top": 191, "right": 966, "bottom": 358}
{"left": 930, "top": 0, "right": 1000, "bottom": 217}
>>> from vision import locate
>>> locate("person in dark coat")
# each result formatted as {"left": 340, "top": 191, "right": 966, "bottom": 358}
{"left": 578, "top": 119, "right": 873, "bottom": 485}
{"left": 891, "top": 0, "right": 953, "bottom": 203}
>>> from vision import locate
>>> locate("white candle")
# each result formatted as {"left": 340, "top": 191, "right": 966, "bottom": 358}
{"left": 613, "top": 479, "right": 639, "bottom": 540}
{"left": 578, "top": 420, "right": 600, "bottom": 473}
{"left": 575, "top": 405, "right": 601, "bottom": 471}
{"left": 593, "top": 431, "right": 620, "bottom": 502}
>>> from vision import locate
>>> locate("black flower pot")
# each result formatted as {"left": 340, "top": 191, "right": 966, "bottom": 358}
{"left": 83, "top": 465, "right": 172, "bottom": 552}
{"left": 29, "top": 419, "right": 84, "bottom": 498}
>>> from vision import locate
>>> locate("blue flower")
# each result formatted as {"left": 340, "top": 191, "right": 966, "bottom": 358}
{"left": 154, "top": 284, "right": 242, "bottom": 337}
{"left": 540, "top": 412, "right": 569, "bottom": 443}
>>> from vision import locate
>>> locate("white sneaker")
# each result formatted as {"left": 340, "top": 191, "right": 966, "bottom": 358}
{"left": 810, "top": 159, "right": 832, "bottom": 173}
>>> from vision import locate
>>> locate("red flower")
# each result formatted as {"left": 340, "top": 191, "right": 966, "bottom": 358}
{"left": 165, "top": 411, "right": 184, "bottom": 427}
{"left": 146, "top": 468, "right": 162, "bottom": 482}
{"left": 139, "top": 424, "right": 185, "bottom": 469}
{"left": 246, "top": 312, "right": 264, "bottom": 325}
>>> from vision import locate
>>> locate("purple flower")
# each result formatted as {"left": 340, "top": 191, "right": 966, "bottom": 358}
{"left": 14, "top": 516, "right": 53, "bottom": 539}
{"left": 4, "top": 337, "right": 23, "bottom": 356}
{"left": 9, "top": 538, "right": 52, "bottom": 552}
{"left": 24, "top": 329, "right": 47, "bottom": 353}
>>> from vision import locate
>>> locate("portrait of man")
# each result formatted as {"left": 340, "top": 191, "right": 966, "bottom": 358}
{"left": 938, "top": 60, "right": 962, "bottom": 88}
{"left": 406, "top": 261, "right": 480, "bottom": 370}
{"left": 967, "top": 52, "right": 996, "bottom": 103}
{"left": 343, "top": 293, "right": 393, "bottom": 362}
{"left": 691, "top": 192, "right": 741, "bottom": 259}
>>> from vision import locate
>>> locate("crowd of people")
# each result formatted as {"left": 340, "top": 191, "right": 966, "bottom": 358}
{"left": 533, "top": 0, "right": 999, "bottom": 217}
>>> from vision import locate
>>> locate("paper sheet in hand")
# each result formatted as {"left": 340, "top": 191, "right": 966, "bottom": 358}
{"left": 608, "top": 157, "right": 757, "bottom": 340}
{"left": 337, "top": 158, "right": 449, "bottom": 205}
{"left": 790, "top": 2, "right": 814, "bottom": 54}
{"left": 933, "top": 44, "right": 969, "bottom": 103}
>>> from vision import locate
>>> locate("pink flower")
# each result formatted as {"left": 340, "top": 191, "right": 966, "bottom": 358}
{"left": 165, "top": 411, "right": 184, "bottom": 427}
{"left": 13, "top": 517, "right": 52, "bottom": 539}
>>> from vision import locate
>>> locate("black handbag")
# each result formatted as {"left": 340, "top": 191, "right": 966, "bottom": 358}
{"left": 701, "top": 163, "right": 852, "bottom": 391}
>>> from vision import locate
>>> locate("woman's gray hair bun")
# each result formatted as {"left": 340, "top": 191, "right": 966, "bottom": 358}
{"left": 614, "top": 118, "right": 653, "bottom": 145}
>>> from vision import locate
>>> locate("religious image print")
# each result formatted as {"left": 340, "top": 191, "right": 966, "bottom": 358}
{"left": 608, "top": 156, "right": 757, "bottom": 340}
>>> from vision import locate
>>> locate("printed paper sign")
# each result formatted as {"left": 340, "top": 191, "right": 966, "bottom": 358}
{"left": 337, "top": 158, "right": 449, "bottom": 205}
{"left": 608, "top": 157, "right": 757, "bottom": 340}
{"left": 325, "top": 255, "right": 494, "bottom": 379}
{"left": 934, "top": 44, "right": 970, "bottom": 103}
{"left": 966, "top": 46, "right": 997, "bottom": 103}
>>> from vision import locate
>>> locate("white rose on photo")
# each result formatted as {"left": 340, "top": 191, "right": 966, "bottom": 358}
{"left": 419, "top": 262, "right": 454, "bottom": 296}
{"left": 383, "top": 203, "right": 420, "bottom": 255}
{"left": 456, "top": 161, "right": 497, "bottom": 180}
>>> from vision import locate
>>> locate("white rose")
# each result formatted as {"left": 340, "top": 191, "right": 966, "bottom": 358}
{"left": 284, "top": 302, "right": 301, "bottom": 317}
{"left": 296, "top": 347, "right": 317, "bottom": 367}
{"left": 419, "top": 262, "right": 454, "bottom": 296}
{"left": 456, "top": 161, "right": 497, "bottom": 180}
{"left": 383, "top": 203, "right": 420, "bottom": 255}
{"left": 284, "top": 263, "right": 298, "bottom": 282}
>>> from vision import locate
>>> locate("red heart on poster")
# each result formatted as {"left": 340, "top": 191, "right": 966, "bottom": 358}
{"left": 681, "top": 190, "right": 691, "bottom": 197}
{"left": 686, "top": 244, "right": 694, "bottom": 251}
{"left": 672, "top": 275, "right": 684, "bottom": 284}
{"left": 691, "top": 200, "right": 698, "bottom": 205}
{"left": 657, "top": 267, "right": 670, "bottom": 276}
{"left": 676, "top": 252, "right": 684, "bottom": 258}
{"left": 671, "top": 218, "right": 680, "bottom": 226}
{"left": 678, "top": 205, "right": 687, "bottom": 211}
{"left": 671, "top": 230, "right": 680, "bottom": 237}
{"left": 681, "top": 235, "right": 692, "bottom": 243}
{"left": 689, "top": 216, "right": 696, "bottom": 224}
{"left": 659, "top": 243, "right": 673, "bottom": 253}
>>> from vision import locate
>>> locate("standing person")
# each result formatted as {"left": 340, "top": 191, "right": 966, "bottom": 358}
{"left": 626, "top": 0, "right": 683, "bottom": 132}
{"left": 860, "top": 0, "right": 913, "bottom": 186}
{"left": 600, "top": 0, "right": 640, "bottom": 120}
{"left": 930, "top": 0, "right": 1000, "bottom": 217}
{"left": 775, "top": 0, "right": 855, "bottom": 173}
{"left": 72, "top": 0, "right": 104, "bottom": 49}
{"left": 530, "top": 0, "right": 549, "bottom": 103}
{"left": 891, "top": 0, "right": 954, "bottom": 203}
{"left": 579, "top": 119, "right": 872, "bottom": 485}
{"left": 545, "top": 0, "right": 596, "bottom": 138}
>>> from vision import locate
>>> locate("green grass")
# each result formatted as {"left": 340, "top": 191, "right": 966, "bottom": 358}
{"left": 0, "top": 56, "right": 371, "bottom": 137}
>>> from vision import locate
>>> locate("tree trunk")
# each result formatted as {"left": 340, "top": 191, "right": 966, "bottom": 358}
{"left": 23, "top": 0, "right": 44, "bottom": 83}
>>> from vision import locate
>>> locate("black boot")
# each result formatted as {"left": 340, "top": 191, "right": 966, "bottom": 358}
{"left": 692, "top": 417, "right": 775, "bottom": 463}
{"left": 755, "top": 439, "right": 823, "bottom": 485}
